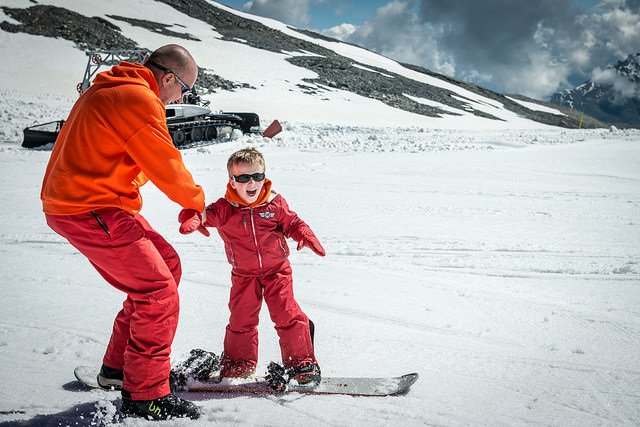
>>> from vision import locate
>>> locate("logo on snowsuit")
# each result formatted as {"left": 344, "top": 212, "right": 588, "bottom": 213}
{"left": 259, "top": 210, "right": 275, "bottom": 219}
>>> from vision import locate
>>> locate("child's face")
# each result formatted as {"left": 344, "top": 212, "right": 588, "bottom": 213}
{"left": 229, "top": 162, "right": 266, "bottom": 205}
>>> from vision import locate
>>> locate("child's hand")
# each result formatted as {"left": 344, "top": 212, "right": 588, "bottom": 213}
{"left": 178, "top": 208, "right": 210, "bottom": 237}
{"left": 296, "top": 232, "right": 325, "bottom": 256}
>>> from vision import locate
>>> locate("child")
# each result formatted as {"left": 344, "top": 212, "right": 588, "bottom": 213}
{"left": 178, "top": 147, "right": 325, "bottom": 384}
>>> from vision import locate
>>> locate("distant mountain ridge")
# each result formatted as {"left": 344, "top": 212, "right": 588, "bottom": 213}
{"left": 551, "top": 53, "right": 640, "bottom": 127}
{"left": 0, "top": 0, "right": 591, "bottom": 128}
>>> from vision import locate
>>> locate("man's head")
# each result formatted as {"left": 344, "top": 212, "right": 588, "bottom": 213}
{"left": 227, "top": 148, "right": 267, "bottom": 205}
{"left": 145, "top": 44, "right": 198, "bottom": 105}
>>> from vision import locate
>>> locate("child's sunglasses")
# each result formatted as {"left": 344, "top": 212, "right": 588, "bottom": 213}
{"left": 232, "top": 173, "right": 266, "bottom": 183}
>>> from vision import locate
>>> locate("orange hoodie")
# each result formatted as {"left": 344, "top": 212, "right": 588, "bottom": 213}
{"left": 41, "top": 62, "right": 204, "bottom": 215}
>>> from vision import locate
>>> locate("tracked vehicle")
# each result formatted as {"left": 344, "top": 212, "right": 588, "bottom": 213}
{"left": 22, "top": 49, "right": 280, "bottom": 149}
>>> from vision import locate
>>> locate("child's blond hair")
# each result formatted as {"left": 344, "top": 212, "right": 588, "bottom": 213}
{"left": 227, "top": 147, "right": 266, "bottom": 177}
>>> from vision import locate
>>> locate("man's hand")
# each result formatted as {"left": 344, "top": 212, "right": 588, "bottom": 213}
{"left": 296, "top": 232, "right": 325, "bottom": 256}
{"left": 178, "top": 208, "right": 210, "bottom": 237}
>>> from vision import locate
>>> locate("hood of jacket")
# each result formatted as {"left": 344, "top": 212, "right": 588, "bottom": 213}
{"left": 224, "top": 179, "right": 274, "bottom": 208}
{"left": 92, "top": 61, "right": 160, "bottom": 96}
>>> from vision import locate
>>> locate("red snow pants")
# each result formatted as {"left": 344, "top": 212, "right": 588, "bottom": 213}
{"left": 223, "top": 266, "right": 316, "bottom": 370}
{"left": 46, "top": 208, "right": 181, "bottom": 400}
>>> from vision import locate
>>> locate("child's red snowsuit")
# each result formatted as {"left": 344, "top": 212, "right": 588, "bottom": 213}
{"left": 203, "top": 191, "right": 318, "bottom": 373}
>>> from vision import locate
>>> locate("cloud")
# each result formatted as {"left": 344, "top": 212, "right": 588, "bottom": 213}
{"left": 331, "top": 1, "right": 456, "bottom": 77}
{"left": 333, "top": 0, "right": 640, "bottom": 99}
{"left": 592, "top": 66, "right": 640, "bottom": 102}
{"left": 240, "top": 0, "right": 640, "bottom": 99}
{"left": 415, "top": 0, "right": 584, "bottom": 97}
{"left": 242, "top": 0, "right": 313, "bottom": 27}
{"left": 322, "top": 23, "right": 358, "bottom": 40}
{"left": 584, "top": 0, "right": 640, "bottom": 58}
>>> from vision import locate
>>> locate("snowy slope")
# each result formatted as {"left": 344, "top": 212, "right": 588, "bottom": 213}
{"left": 0, "top": 0, "right": 566, "bottom": 130}
{"left": 1, "top": 125, "right": 639, "bottom": 426}
{"left": 1, "top": 0, "right": 640, "bottom": 426}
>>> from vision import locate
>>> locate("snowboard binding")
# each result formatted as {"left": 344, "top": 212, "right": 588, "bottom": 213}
{"left": 171, "top": 348, "right": 220, "bottom": 390}
{"left": 266, "top": 362, "right": 288, "bottom": 393}
{"left": 266, "top": 361, "right": 321, "bottom": 394}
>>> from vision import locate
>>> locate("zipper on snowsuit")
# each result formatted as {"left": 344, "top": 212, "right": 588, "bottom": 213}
{"left": 249, "top": 208, "right": 263, "bottom": 269}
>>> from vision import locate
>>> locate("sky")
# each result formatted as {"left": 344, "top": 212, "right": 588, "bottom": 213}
{"left": 220, "top": 0, "right": 640, "bottom": 99}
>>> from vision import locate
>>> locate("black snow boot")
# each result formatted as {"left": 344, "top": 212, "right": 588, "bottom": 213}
{"left": 96, "top": 364, "right": 123, "bottom": 390}
{"left": 121, "top": 391, "right": 200, "bottom": 420}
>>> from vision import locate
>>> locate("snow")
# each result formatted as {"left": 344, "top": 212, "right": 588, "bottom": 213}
{"left": 505, "top": 96, "right": 567, "bottom": 116}
{"left": 1, "top": 0, "right": 640, "bottom": 426}
{"left": 350, "top": 63, "right": 395, "bottom": 78}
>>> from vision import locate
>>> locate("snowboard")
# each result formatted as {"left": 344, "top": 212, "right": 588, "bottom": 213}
{"left": 185, "top": 373, "right": 419, "bottom": 396}
{"left": 74, "top": 365, "right": 418, "bottom": 396}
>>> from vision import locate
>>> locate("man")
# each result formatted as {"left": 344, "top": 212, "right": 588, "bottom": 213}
{"left": 41, "top": 44, "right": 207, "bottom": 420}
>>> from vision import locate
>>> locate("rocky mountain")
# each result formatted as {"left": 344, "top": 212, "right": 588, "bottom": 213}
{"left": 551, "top": 53, "right": 640, "bottom": 127}
{"left": 1, "top": 0, "right": 589, "bottom": 128}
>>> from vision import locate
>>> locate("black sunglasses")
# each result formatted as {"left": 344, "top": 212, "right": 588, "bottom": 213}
{"left": 146, "top": 60, "right": 192, "bottom": 94}
{"left": 232, "top": 173, "right": 266, "bottom": 183}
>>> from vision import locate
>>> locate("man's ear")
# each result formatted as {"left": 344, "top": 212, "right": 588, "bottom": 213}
{"left": 161, "top": 73, "right": 173, "bottom": 88}
{"left": 229, "top": 177, "right": 237, "bottom": 190}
